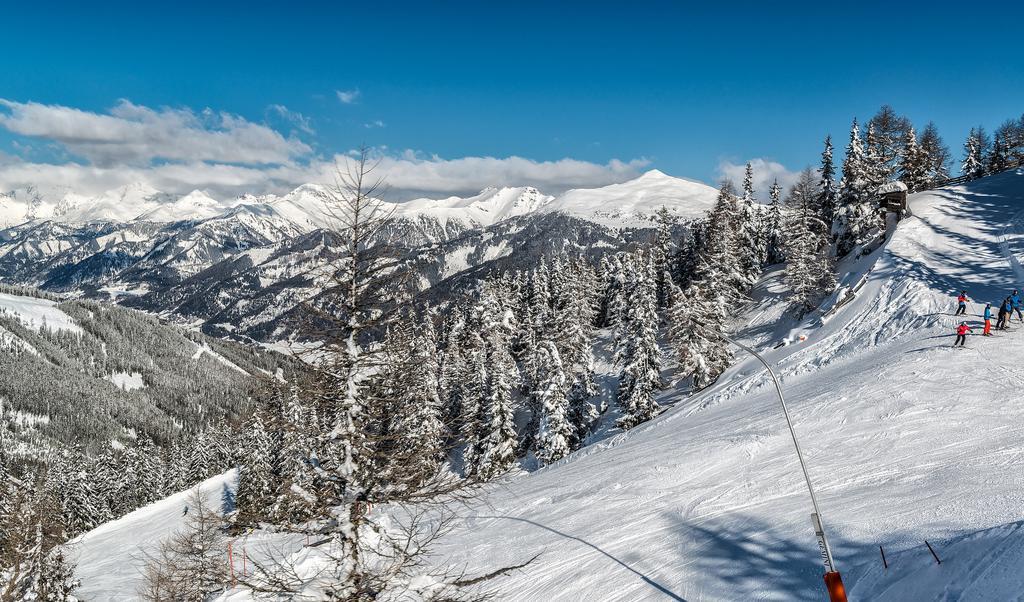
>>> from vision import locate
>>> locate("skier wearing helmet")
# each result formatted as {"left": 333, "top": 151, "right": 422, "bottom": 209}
{"left": 954, "top": 322, "right": 972, "bottom": 347}
{"left": 955, "top": 290, "right": 969, "bottom": 316}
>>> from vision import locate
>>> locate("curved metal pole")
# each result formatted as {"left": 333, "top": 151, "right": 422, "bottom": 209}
{"left": 723, "top": 335, "right": 838, "bottom": 572}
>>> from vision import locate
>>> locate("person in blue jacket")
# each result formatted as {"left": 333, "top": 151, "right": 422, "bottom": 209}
{"left": 1012, "top": 290, "right": 1022, "bottom": 322}
{"left": 983, "top": 303, "right": 993, "bottom": 336}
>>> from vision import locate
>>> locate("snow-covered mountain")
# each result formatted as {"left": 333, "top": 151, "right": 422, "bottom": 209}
{"left": 0, "top": 170, "right": 717, "bottom": 228}
{"left": 0, "top": 171, "right": 718, "bottom": 340}
{"left": 69, "top": 168, "right": 1024, "bottom": 599}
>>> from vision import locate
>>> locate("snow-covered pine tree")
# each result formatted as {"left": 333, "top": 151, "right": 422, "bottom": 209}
{"left": 0, "top": 481, "right": 79, "bottom": 601}
{"left": 393, "top": 315, "right": 449, "bottom": 485}
{"left": 833, "top": 118, "right": 876, "bottom": 257}
{"left": 765, "top": 179, "right": 785, "bottom": 264}
{"left": 867, "top": 104, "right": 911, "bottom": 181}
{"left": 898, "top": 127, "right": 930, "bottom": 192}
{"left": 693, "top": 181, "right": 748, "bottom": 309}
{"left": 269, "top": 385, "right": 321, "bottom": 524}
{"left": 236, "top": 404, "right": 276, "bottom": 525}
{"left": 919, "top": 122, "right": 950, "bottom": 186}
{"left": 186, "top": 431, "right": 214, "bottom": 485}
{"left": 475, "top": 284, "right": 520, "bottom": 478}
{"left": 668, "top": 282, "right": 732, "bottom": 388}
{"left": 614, "top": 251, "right": 661, "bottom": 429}
{"left": 961, "top": 127, "right": 989, "bottom": 178}
{"left": 816, "top": 136, "right": 839, "bottom": 231}
{"left": 988, "top": 132, "right": 1009, "bottom": 174}
{"left": 737, "top": 163, "right": 766, "bottom": 287}
{"left": 653, "top": 206, "right": 677, "bottom": 308}
{"left": 458, "top": 323, "right": 489, "bottom": 478}
{"left": 533, "top": 341, "right": 573, "bottom": 465}
{"left": 556, "top": 259, "right": 600, "bottom": 444}
{"left": 997, "top": 117, "right": 1024, "bottom": 164}
{"left": 600, "top": 253, "right": 627, "bottom": 329}
{"left": 783, "top": 168, "right": 837, "bottom": 312}
{"left": 863, "top": 123, "right": 889, "bottom": 194}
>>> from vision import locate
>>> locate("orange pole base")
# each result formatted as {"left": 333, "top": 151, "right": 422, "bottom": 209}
{"left": 824, "top": 571, "right": 847, "bottom": 602}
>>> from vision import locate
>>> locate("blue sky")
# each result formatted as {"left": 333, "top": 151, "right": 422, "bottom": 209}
{"left": 0, "top": 0, "right": 1021, "bottom": 199}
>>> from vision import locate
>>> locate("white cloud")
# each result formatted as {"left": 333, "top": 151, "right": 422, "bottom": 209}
{"left": 0, "top": 152, "right": 651, "bottom": 201}
{"left": 0, "top": 99, "right": 311, "bottom": 167}
{"left": 363, "top": 120, "right": 386, "bottom": 129}
{"left": 716, "top": 157, "right": 802, "bottom": 202}
{"left": 336, "top": 89, "right": 361, "bottom": 104}
{"left": 266, "top": 104, "right": 314, "bottom": 135}
{"left": 349, "top": 152, "right": 650, "bottom": 199}
{"left": 0, "top": 99, "right": 651, "bottom": 202}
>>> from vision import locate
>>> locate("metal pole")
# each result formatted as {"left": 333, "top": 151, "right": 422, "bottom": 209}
{"left": 723, "top": 335, "right": 838, "bottom": 572}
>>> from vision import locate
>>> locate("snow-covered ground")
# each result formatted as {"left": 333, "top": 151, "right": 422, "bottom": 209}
{"left": 104, "top": 371, "right": 146, "bottom": 391}
{"left": 71, "top": 471, "right": 238, "bottom": 600}
{"left": 71, "top": 170, "right": 1024, "bottom": 599}
{"left": 0, "top": 292, "right": 83, "bottom": 334}
{"left": 436, "top": 169, "right": 1024, "bottom": 600}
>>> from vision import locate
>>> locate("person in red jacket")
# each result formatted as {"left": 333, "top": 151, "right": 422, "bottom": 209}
{"left": 954, "top": 290, "right": 969, "bottom": 316}
{"left": 954, "top": 321, "right": 973, "bottom": 347}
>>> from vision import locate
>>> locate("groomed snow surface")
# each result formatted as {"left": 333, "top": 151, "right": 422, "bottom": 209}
{"left": 72, "top": 170, "right": 1024, "bottom": 600}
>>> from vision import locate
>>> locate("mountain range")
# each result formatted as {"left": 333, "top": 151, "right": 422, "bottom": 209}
{"left": 0, "top": 170, "right": 718, "bottom": 341}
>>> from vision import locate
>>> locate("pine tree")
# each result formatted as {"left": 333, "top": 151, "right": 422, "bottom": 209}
{"left": 236, "top": 405, "right": 276, "bottom": 524}
{"left": 475, "top": 286, "right": 519, "bottom": 478}
{"left": 765, "top": 179, "right": 785, "bottom": 264}
{"left": 652, "top": 207, "right": 677, "bottom": 308}
{"left": 864, "top": 123, "right": 889, "bottom": 193}
{"left": 988, "top": 133, "right": 1009, "bottom": 174}
{"left": 737, "top": 163, "right": 765, "bottom": 287}
{"left": 918, "top": 122, "right": 950, "bottom": 186}
{"left": 783, "top": 169, "right": 837, "bottom": 312}
{"left": 898, "top": 127, "right": 929, "bottom": 192}
{"left": 867, "top": 104, "right": 911, "bottom": 180}
{"left": 694, "top": 181, "right": 749, "bottom": 306}
{"left": 551, "top": 258, "right": 599, "bottom": 444}
{"left": 668, "top": 282, "right": 732, "bottom": 389}
{"left": 394, "top": 316, "right": 448, "bottom": 484}
{"left": 834, "top": 118, "right": 877, "bottom": 257}
{"left": 614, "top": 252, "right": 661, "bottom": 429}
{"left": 961, "top": 126, "right": 989, "bottom": 178}
{"left": 817, "top": 136, "right": 838, "bottom": 229}
{"left": 533, "top": 341, "right": 573, "bottom": 465}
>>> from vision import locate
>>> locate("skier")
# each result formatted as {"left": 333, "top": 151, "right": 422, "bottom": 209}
{"left": 997, "top": 298, "right": 1010, "bottom": 330}
{"left": 954, "top": 290, "right": 969, "bottom": 316}
{"left": 953, "top": 322, "right": 972, "bottom": 347}
{"left": 1012, "top": 290, "right": 1023, "bottom": 322}
{"left": 983, "top": 303, "right": 993, "bottom": 336}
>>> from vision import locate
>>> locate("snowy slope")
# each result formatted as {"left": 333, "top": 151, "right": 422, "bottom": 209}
{"left": 70, "top": 171, "right": 1024, "bottom": 600}
{"left": 71, "top": 471, "right": 238, "bottom": 600}
{"left": 432, "top": 169, "right": 1024, "bottom": 600}
{"left": 0, "top": 291, "right": 83, "bottom": 334}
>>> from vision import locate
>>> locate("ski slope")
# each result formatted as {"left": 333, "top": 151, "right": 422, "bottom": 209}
{"left": 439, "top": 169, "right": 1024, "bottom": 600}
{"left": 70, "top": 471, "right": 238, "bottom": 600}
{"left": 69, "top": 170, "right": 1024, "bottom": 599}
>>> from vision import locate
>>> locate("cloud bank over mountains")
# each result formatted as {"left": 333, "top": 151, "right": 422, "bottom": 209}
{"left": 0, "top": 99, "right": 651, "bottom": 200}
